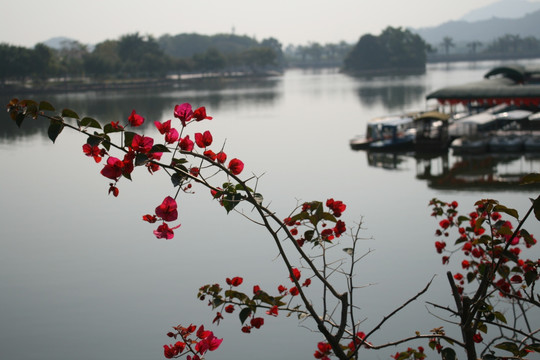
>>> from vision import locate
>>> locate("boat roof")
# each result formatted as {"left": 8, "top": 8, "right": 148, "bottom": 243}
{"left": 368, "top": 115, "right": 414, "bottom": 127}
{"left": 426, "top": 64, "right": 540, "bottom": 106}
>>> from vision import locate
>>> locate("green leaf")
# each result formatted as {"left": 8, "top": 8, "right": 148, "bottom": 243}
{"left": 124, "top": 132, "right": 136, "bottom": 148}
{"left": 48, "top": 119, "right": 64, "bottom": 143}
{"left": 495, "top": 342, "right": 520, "bottom": 355}
{"left": 38, "top": 101, "right": 55, "bottom": 112}
{"left": 86, "top": 135, "right": 102, "bottom": 147}
{"left": 441, "top": 347, "right": 456, "bottom": 360}
{"left": 533, "top": 196, "right": 540, "bottom": 221}
{"left": 524, "top": 343, "right": 540, "bottom": 353}
{"left": 61, "top": 108, "right": 79, "bottom": 119}
{"left": 171, "top": 172, "right": 186, "bottom": 187}
{"left": 493, "top": 205, "right": 519, "bottom": 219}
{"left": 223, "top": 193, "right": 243, "bottom": 213}
{"left": 477, "top": 322, "right": 487, "bottom": 333}
{"left": 521, "top": 173, "right": 540, "bottom": 185}
{"left": 525, "top": 270, "right": 537, "bottom": 286}
{"left": 172, "top": 158, "right": 188, "bottom": 165}
{"left": 135, "top": 153, "right": 149, "bottom": 166}
{"left": 150, "top": 144, "right": 170, "bottom": 153}
{"left": 104, "top": 123, "right": 123, "bottom": 134}
{"left": 239, "top": 307, "right": 252, "bottom": 324}
{"left": 521, "top": 229, "right": 536, "bottom": 247}
{"left": 80, "top": 117, "right": 102, "bottom": 129}
{"left": 493, "top": 311, "right": 507, "bottom": 324}
{"left": 304, "top": 230, "right": 314, "bottom": 241}
{"left": 14, "top": 112, "right": 25, "bottom": 128}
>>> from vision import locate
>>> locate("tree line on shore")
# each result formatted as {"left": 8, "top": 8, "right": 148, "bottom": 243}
{"left": 1, "top": 29, "right": 540, "bottom": 86}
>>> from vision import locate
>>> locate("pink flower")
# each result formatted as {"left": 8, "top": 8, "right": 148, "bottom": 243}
{"left": 131, "top": 134, "right": 154, "bottom": 153}
{"left": 165, "top": 128, "right": 179, "bottom": 144}
{"left": 174, "top": 103, "right": 193, "bottom": 126}
{"left": 154, "top": 120, "right": 172, "bottom": 134}
{"left": 228, "top": 158, "right": 244, "bottom": 175}
{"left": 128, "top": 110, "right": 144, "bottom": 127}
{"left": 155, "top": 196, "right": 178, "bottom": 222}
{"left": 82, "top": 144, "right": 105, "bottom": 163}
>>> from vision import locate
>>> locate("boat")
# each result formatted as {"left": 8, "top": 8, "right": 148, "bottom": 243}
{"left": 524, "top": 135, "right": 540, "bottom": 152}
{"left": 413, "top": 111, "right": 451, "bottom": 153}
{"left": 450, "top": 137, "right": 490, "bottom": 155}
{"left": 350, "top": 114, "right": 417, "bottom": 151}
{"left": 488, "top": 134, "right": 525, "bottom": 152}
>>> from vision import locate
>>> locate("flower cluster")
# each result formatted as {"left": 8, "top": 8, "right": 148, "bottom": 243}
{"left": 164, "top": 324, "right": 222, "bottom": 359}
{"left": 430, "top": 198, "right": 538, "bottom": 297}
{"left": 283, "top": 199, "right": 348, "bottom": 247}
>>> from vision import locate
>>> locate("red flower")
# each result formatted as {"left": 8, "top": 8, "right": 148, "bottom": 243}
{"left": 241, "top": 326, "right": 251, "bottom": 333}
{"left": 473, "top": 333, "right": 483, "bottom": 343}
{"left": 154, "top": 119, "right": 172, "bottom": 134}
{"left": 454, "top": 273, "right": 463, "bottom": 280}
{"left": 226, "top": 277, "right": 243, "bottom": 287}
{"left": 195, "top": 131, "right": 213, "bottom": 148}
{"left": 131, "top": 134, "right": 154, "bottom": 153}
{"left": 435, "top": 241, "right": 446, "bottom": 254}
{"left": 142, "top": 214, "right": 157, "bottom": 223}
{"left": 165, "top": 128, "right": 179, "bottom": 144}
{"left": 321, "top": 228, "right": 335, "bottom": 241}
{"left": 228, "top": 158, "right": 244, "bottom": 175}
{"left": 128, "top": 109, "right": 144, "bottom": 127}
{"left": 110, "top": 121, "right": 124, "bottom": 130}
{"left": 82, "top": 144, "right": 104, "bottom": 163}
{"left": 266, "top": 305, "right": 278, "bottom": 316}
{"left": 108, "top": 184, "right": 119, "bottom": 197}
{"left": 174, "top": 103, "right": 193, "bottom": 127}
{"left": 439, "top": 219, "right": 451, "bottom": 229}
{"left": 193, "top": 107, "right": 213, "bottom": 121}
{"left": 225, "top": 305, "right": 235, "bottom": 313}
{"left": 190, "top": 167, "right": 200, "bottom": 177}
{"left": 290, "top": 228, "right": 298, "bottom": 236}
{"left": 179, "top": 136, "right": 194, "bottom": 151}
{"left": 204, "top": 150, "right": 217, "bottom": 161}
{"left": 253, "top": 285, "right": 261, "bottom": 294}
{"left": 303, "top": 278, "right": 312, "bottom": 287}
{"left": 101, "top": 156, "right": 124, "bottom": 180}
{"left": 195, "top": 332, "right": 223, "bottom": 354}
{"left": 216, "top": 151, "right": 227, "bottom": 164}
{"left": 164, "top": 342, "right": 185, "bottom": 359}
{"left": 277, "top": 285, "right": 287, "bottom": 293}
{"left": 196, "top": 325, "right": 211, "bottom": 339}
{"left": 462, "top": 260, "right": 470, "bottom": 269}
{"left": 333, "top": 220, "right": 346, "bottom": 237}
{"left": 155, "top": 196, "right": 178, "bottom": 222}
{"left": 290, "top": 268, "right": 301, "bottom": 282}
{"left": 212, "top": 311, "right": 223, "bottom": 324}
{"left": 153, "top": 223, "right": 181, "bottom": 240}
{"left": 326, "top": 198, "right": 346, "bottom": 217}
{"left": 289, "top": 286, "right": 299, "bottom": 296}
{"left": 250, "top": 317, "right": 264, "bottom": 329}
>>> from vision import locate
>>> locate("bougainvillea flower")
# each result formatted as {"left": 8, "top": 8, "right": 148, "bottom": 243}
{"left": 333, "top": 220, "right": 346, "bottom": 237}
{"left": 321, "top": 228, "right": 335, "bottom": 241}
{"left": 289, "top": 268, "right": 301, "bottom": 282}
{"left": 302, "top": 278, "right": 311, "bottom": 287}
{"left": 241, "top": 326, "right": 251, "bottom": 333}
{"left": 226, "top": 277, "right": 243, "bottom": 287}
{"left": 153, "top": 223, "right": 181, "bottom": 240}
{"left": 348, "top": 332, "right": 371, "bottom": 351}
{"left": 165, "top": 128, "right": 179, "bottom": 144}
{"left": 122, "top": 152, "right": 135, "bottom": 176}
{"left": 108, "top": 184, "right": 119, "bottom": 197}
{"left": 131, "top": 134, "right": 154, "bottom": 153}
{"left": 101, "top": 156, "right": 124, "bottom": 180}
{"left": 212, "top": 311, "right": 223, "bottom": 324}
{"left": 174, "top": 103, "right": 193, "bottom": 126}
{"left": 82, "top": 144, "right": 105, "bottom": 163}
{"left": 203, "top": 150, "right": 217, "bottom": 161}
{"left": 266, "top": 305, "right": 278, "bottom": 317}
{"left": 326, "top": 198, "right": 346, "bottom": 217}
{"left": 196, "top": 325, "right": 212, "bottom": 339}
{"left": 228, "top": 158, "right": 244, "bottom": 175}
{"left": 142, "top": 214, "right": 157, "bottom": 223}
{"left": 154, "top": 119, "right": 172, "bottom": 135}
{"left": 155, "top": 196, "right": 178, "bottom": 222}
{"left": 473, "top": 333, "right": 483, "bottom": 343}
{"left": 110, "top": 121, "right": 124, "bottom": 130}
{"left": 224, "top": 305, "right": 235, "bottom": 313}
{"left": 250, "top": 317, "right": 264, "bottom": 329}
{"left": 179, "top": 135, "right": 194, "bottom": 152}
{"left": 189, "top": 167, "right": 200, "bottom": 177}
{"left": 193, "top": 107, "right": 213, "bottom": 121}
{"left": 439, "top": 219, "right": 451, "bottom": 229}
{"left": 277, "top": 285, "right": 287, "bottom": 293}
{"left": 196, "top": 333, "right": 223, "bottom": 353}
{"left": 128, "top": 109, "right": 144, "bottom": 127}
{"left": 435, "top": 241, "right": 446, "bottom": 254}
{"left": 289, "top": 286, "right": 299, "bottom": 296}
{"left": 216, "top": 151, "right": 227, "bottom": 164}
{"left": 194, "top": 131, "right": 213, "bottom": 148}
{"left": 253, "top": 285, "right": 261, "bottom": 294}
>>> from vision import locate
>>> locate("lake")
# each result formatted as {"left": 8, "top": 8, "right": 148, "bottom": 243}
{"left": 1, "top": 60, "right": 540, "bottom": 360}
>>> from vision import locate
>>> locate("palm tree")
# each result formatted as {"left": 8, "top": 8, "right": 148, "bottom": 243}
{"left": 441, "top": 37, "right": 455, "bottom": 56}
{"left": 467, "top": 41, "right": 482, "bottom": 54}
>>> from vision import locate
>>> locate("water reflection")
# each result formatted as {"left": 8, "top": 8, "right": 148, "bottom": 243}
{"left": 364, "top": 150, "right": 540, "bottom": 191}
{"left": 355, "top": 78, "right": 426, "bottom": 111}
{"left": 1, "top": 77, "right": 280, "bottom": 142}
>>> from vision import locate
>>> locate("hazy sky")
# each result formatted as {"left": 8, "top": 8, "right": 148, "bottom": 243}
{"left": 0, "top": 0, "right": 523, "bottom": 47}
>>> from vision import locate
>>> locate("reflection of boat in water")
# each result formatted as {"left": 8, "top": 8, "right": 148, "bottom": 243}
{"left": 349, "top": 114, "right": 417, "bottom": 151}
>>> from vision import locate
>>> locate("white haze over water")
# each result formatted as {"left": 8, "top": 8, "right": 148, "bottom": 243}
{"left": 0, "top": 0, "right": 519, "bottom": 47}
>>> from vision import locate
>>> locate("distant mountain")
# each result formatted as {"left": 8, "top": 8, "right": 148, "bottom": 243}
{"left": 460, "top": 0, "right": 540, "bottom": 22}
{"left": 414, "top": 9, "right": 540, "bottom": 46}
{"left": 42, "top": 36, "right": 77, "bottom": 49}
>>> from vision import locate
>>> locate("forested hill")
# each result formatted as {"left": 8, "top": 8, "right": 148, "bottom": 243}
{"left": 414, "top": 9, "right": 540, "bottom": 45}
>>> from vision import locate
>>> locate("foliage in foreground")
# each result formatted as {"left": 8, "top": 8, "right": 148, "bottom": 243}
{"left": 6, "top": 98, "right": 540, "bottom": 360}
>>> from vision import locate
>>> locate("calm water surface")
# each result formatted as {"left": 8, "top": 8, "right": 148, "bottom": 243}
{"left": 1, "top": 60, "right": 540, "bottom": 360}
